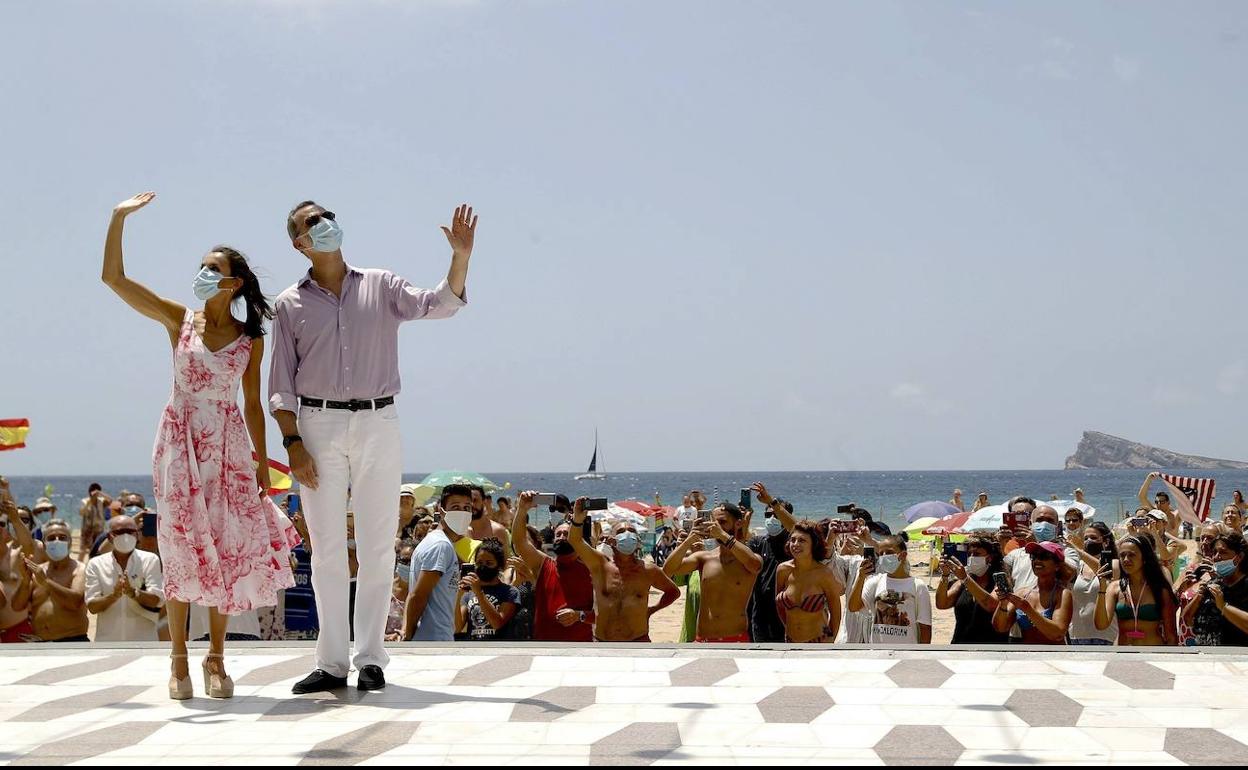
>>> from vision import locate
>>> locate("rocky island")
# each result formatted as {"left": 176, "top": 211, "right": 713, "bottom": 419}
{"left": 1065, "top": 431, "right": 1248, "bottom": 471}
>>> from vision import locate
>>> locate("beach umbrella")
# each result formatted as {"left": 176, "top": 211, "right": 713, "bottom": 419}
{"left": 418, "top": 470, "right": 506, "bottom": 492}
{"left": 961, "top": 505, "right": 1008, "bottom": 532}
{"left": 921, "top": 511, "right": 973, "bottom": 536}
{"left": 903, "top": 517, "right": 940, "bottom": 541}
{"left": 1048, "top": 500, "right": 1097, "bottom": 520}
{"left": 902, "top": 500, "right": 960, "bottom": 524}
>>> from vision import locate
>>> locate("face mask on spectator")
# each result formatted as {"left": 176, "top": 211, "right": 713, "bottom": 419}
{"left": 966, "top": 555, "right": 988, "bottom": 577}
{"left": 1032, "top": 522, "right": 1057, "bottom": 542}
{"left": 1215, "top": 558, "right": 1239, "bottom": 579}
{"left": 395, "top": 561, "right": 411, "bottom": 578}
{"left": 1084, "top": 541, "right": 1104, "bottom": 556}
{"left": 113, "top": 534, "right": 137, "bottom": 554}
{"left": 442, "top": 510, "right": 471, "bottom": 536}
{"left": 615, "top": 531, "right": 640, "bottom": 555}
{"left": 877, "top": 553, "right": 901, "bottom": 574}
{"left": 46, "top": 540, "right": 71, "bottom": 561}
{"left": 477, "top": 565, "right": 500, "bottom": 582}
{"left": 765, "top": 516, "right": 784, "bottom": 537}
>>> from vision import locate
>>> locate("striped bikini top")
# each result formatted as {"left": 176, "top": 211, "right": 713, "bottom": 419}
{"left": 777, "top": 591, "right": 829, "bottom": 613}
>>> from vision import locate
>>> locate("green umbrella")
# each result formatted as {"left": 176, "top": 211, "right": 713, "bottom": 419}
{"left": 419, "top": 470, "right": 505, "bottom": 491}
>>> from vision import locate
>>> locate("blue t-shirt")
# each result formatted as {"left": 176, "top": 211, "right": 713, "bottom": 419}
{"left": 409, "top": 529, "right": 459, "bottom": 642}
{"left": 461, "top": 582, "right": 522, "bottom": 640}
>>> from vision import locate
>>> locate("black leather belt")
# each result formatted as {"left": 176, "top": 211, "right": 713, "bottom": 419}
{"left": 299, "top": 396, "right": 395, "bottom": 412}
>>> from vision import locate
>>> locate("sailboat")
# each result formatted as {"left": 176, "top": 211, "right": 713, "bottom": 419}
{"left": 574, "top": 430, "right": 607, "bottom": 481}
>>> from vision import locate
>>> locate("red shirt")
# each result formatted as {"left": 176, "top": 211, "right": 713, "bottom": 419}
{"left": 533, "top": 555, "right": 594, "bottom": 642}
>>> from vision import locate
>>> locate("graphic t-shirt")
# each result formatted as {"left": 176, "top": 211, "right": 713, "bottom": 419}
{"left": 461, "top": 582, "right": 522, "bottom": 640}
{"left": 861, "top": 573, "right": 932, "bottom": 644}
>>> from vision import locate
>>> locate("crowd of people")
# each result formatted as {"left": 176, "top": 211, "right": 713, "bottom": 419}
{"left": 6, "top": 477, "right": 1246, "bottom": 650}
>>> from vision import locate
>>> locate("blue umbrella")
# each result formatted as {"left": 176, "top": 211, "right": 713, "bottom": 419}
{"left": 902, "top": 500, "right": 961, "bottom": 524}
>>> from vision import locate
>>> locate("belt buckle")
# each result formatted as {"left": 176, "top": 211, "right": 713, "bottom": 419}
{"left": 347, "top": 398, "right": 370, "bottom": 412}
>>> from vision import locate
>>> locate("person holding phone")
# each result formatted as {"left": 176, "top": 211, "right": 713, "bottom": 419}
{"left": 572, "top": 497, "right": 680, "bottom": 642}
{"left": 1138, "top": 474, "right": 1181, "bottom": 537}
{"left": 992, "top": 541, "right": 1073, "bottom": 645}
{"left": 1067, "top": 522, "right": 1119, "bottom": 645}
{"left": 664, "top": 502, "right": 763, "bottom": 643}
{"left": 848, "top": 535, "right": 932, "bottom": 645}
{"left": 746, "top": 482, "right": 800, "bottom": 643}
{"left": 1182, "top": 532, "right": 1248, "bottom": 646}
{"left": 510, "top": 491, "right": 595, "bottom": 643}
{"left": 102, "top": 192, "right": 299, "bottom": 699}
{"left": 936, "top": 535, "right": 1007, "bottom": 644}
{"left": 454, "top": 538, "right": 520, "bottom": 640}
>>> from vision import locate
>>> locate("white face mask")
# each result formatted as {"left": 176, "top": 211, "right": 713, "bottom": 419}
{"left": 876, "top": 553, "right": 901, "bottom": 574}
{"left": 966, "top": 555, "right": 989, "bottom": 577}
{"left": 112, "top": 534, "right": 137, "bottom": 555}
{"left": 442, "top": 510, "right": 472, "bottom": 537}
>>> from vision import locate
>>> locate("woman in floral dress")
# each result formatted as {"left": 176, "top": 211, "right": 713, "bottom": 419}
{"left": 102, "top": 192, "right": 298, "bottom": 700}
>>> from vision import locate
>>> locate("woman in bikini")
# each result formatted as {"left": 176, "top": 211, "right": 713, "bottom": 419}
{"left": 992, "top": 541, "right": 1073, "bottom": 644}
{"left": 775, "top": 520, "right": 843, "bottom": 643}
{"left": 1095, "top": 534, "right": 1177, "bottom": 646}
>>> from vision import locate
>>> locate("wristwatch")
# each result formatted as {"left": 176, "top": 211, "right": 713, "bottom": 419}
{"left": 282, "top": 435, "right": 303, "bottom": 449}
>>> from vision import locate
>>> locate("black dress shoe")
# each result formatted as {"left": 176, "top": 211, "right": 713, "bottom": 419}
{"left": 292, "top": 669, "right": 349, "bottom": 695}
{"left": 357, "top": 665, "right": 386, "bottom": 691}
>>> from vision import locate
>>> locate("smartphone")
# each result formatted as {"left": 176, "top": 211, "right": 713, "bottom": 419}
{"left": 142, "top": 512, "right": 157, "bottom": 537}
{"left": 1004, "top": 511, "right": 1031, "bottom": 530}
{"left": 863, "top": 546, "right": 876, "bottom": 561}
{"left": 1130, "top": 516, "right": 1147, "bottom": 527}
{"left": 1099, "top": 551, "right": 1113, "bottom": 573}
{"left": 287, "top": 494, "right": 301, "bottom": 516}
{"left": 836, "top": 503, "right": 854, "bottom": 515}
{"left": 942, "top": 541, "right": 969, "bottom": 565}
{"left": 459, "top": 564, "right": 476, "bottom": 579}
{"left": 697, "top": 509, "right": 712, "bottom": 522}
{"left": 992, "top": 571, "right": 1010, "bottom": 595}
{"left": 829, "top": 520, "right": 857, "bottom": 534}
{"left": 739, "top": 488, "right": 752, "bottom": 510}
{"left": 532, "top": 493, "right": 557, "bottom": 506}
{"left": 584, "top": 498, "right": 609, "bottom": 512}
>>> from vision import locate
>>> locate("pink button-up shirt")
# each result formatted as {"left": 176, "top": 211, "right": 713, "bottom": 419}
{"left": 268, "top": 265, "right": 466, "bottom": 414}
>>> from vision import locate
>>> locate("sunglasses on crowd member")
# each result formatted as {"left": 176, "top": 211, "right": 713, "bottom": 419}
{"left": 303, "top": 211, "right": 336, "bottom": 231}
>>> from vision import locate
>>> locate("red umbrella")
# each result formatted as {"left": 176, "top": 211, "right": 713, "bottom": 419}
{"left": 922, "top": 511, "right": 973, "bottom": 536}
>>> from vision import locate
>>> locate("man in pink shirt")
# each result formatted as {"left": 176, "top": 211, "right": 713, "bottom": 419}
{"left": 270, "top": 201, "right": 476, "bottom": 694}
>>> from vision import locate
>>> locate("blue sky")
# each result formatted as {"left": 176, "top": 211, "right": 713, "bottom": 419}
{"left": 3, "top": 1, "right": 1247, "bottom": 474}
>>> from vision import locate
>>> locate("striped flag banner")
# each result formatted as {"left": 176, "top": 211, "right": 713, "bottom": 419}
{"left": 1157, "top": 472, "right": 1216, "bottom": 526}
{"left": 0, "top": 419, "right": 30, "bottom": 451}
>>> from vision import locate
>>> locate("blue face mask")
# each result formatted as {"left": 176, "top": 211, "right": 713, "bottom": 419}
{"left": 46, "top": 540, "right": 70, "bottom": 562}
{"left": 614, "top": 532, "right": 640, "bottom": 555}
{"left": 193, "top": 268, "right": 224, "bottom": 301}
{"left": 1032, "top": 522, "right": 1057, "bottom": 543}
{"left": 305, "top": 218, "right": 343, "bottom": 253}
{"left": 765, "top": 516, "right": 784, "bottom": 537}
{"left": 1215, "top": 558, "right": 1239, "bottom": 579}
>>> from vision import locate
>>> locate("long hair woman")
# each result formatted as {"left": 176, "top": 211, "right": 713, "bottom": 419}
{"left": 102, "top": 192, "right": 299, "bottom": 699}
{"left": 1095, "top": 534, "right": 1177, "bottom": 646}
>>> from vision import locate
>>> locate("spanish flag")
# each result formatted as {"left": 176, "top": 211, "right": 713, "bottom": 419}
{"left": 0, "top": 419, "right": 30, "bottom": 452}
{"left": 252, "top": 452, "right": 294, "bottom": 496}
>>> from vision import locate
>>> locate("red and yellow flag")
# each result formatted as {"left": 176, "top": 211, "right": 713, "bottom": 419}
{"left": 252, "top": 452, "right": 294, "bottom": 496}
{"left": 0, "top": 419, "right": 30, "bottom": 451}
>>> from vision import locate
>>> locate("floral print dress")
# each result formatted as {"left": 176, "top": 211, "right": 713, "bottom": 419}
{"left": 152, "top": 310, "right": 298, "bottom": 613}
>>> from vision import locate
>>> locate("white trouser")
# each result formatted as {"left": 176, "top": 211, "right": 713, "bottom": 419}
{"left": 298, "top": 403, "right": 401, "bottom": 677}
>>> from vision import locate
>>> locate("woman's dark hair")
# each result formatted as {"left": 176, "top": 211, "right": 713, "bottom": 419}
{"left": 475, "top": 537, "right": 506, "bottom": 573}
{"left": 1086, "top": 521, "right": 1118, "bottom": 562}
{"left": 1213, "top": 532, "right": 1247, "bottom": 573}
{"left": 214, "top": 246, "right": 273, "bottom": 339}
{"left": 788, "top": 520, "right": 828, "bottom": 562}
{"left": 88, "top": 482, "right": 102, "bottom": 494}
{"left": 1118, "top": 535, "right": 1177, "bottom": 607}
{"left": 965, "top": 535, "right": 1004, "bottom": 575}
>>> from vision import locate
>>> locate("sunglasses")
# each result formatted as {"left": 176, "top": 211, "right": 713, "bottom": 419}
{"left": 303, "top": 211, "right": 336, "bottom": 232}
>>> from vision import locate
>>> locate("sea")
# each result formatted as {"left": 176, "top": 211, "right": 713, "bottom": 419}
{"left": 7, "top": 469, "right": 1246, "bottom": 531}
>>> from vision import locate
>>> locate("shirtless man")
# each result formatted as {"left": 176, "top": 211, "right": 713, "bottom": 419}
{"left": 24, "top": 519, "right": 88, "bottom": 642}
{"left": 1138, "top": 473, "right": 1181, "bottom": 537}
{"left": 469, "top": 487, "right": 510, "bottom": 545}
{"left": 568, "top": 497, "right": 679, "bottom": 642}
{"left": 663, "top": 502, "right": 763, "bottom": 643}
{"left": 0, "top": 496, "right": 36, "bottom": 643}
{"left": 78, "top": 484, "right": 111, "bottom": 562}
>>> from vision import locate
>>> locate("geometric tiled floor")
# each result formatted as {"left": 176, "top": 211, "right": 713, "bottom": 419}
{"left": 3, "top": 644, "right": 1248, "bottom": 765}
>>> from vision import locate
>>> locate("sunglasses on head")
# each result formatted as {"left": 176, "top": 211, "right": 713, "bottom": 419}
{"left": 304, "top": 211, "right": 336, "bottom": 231}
